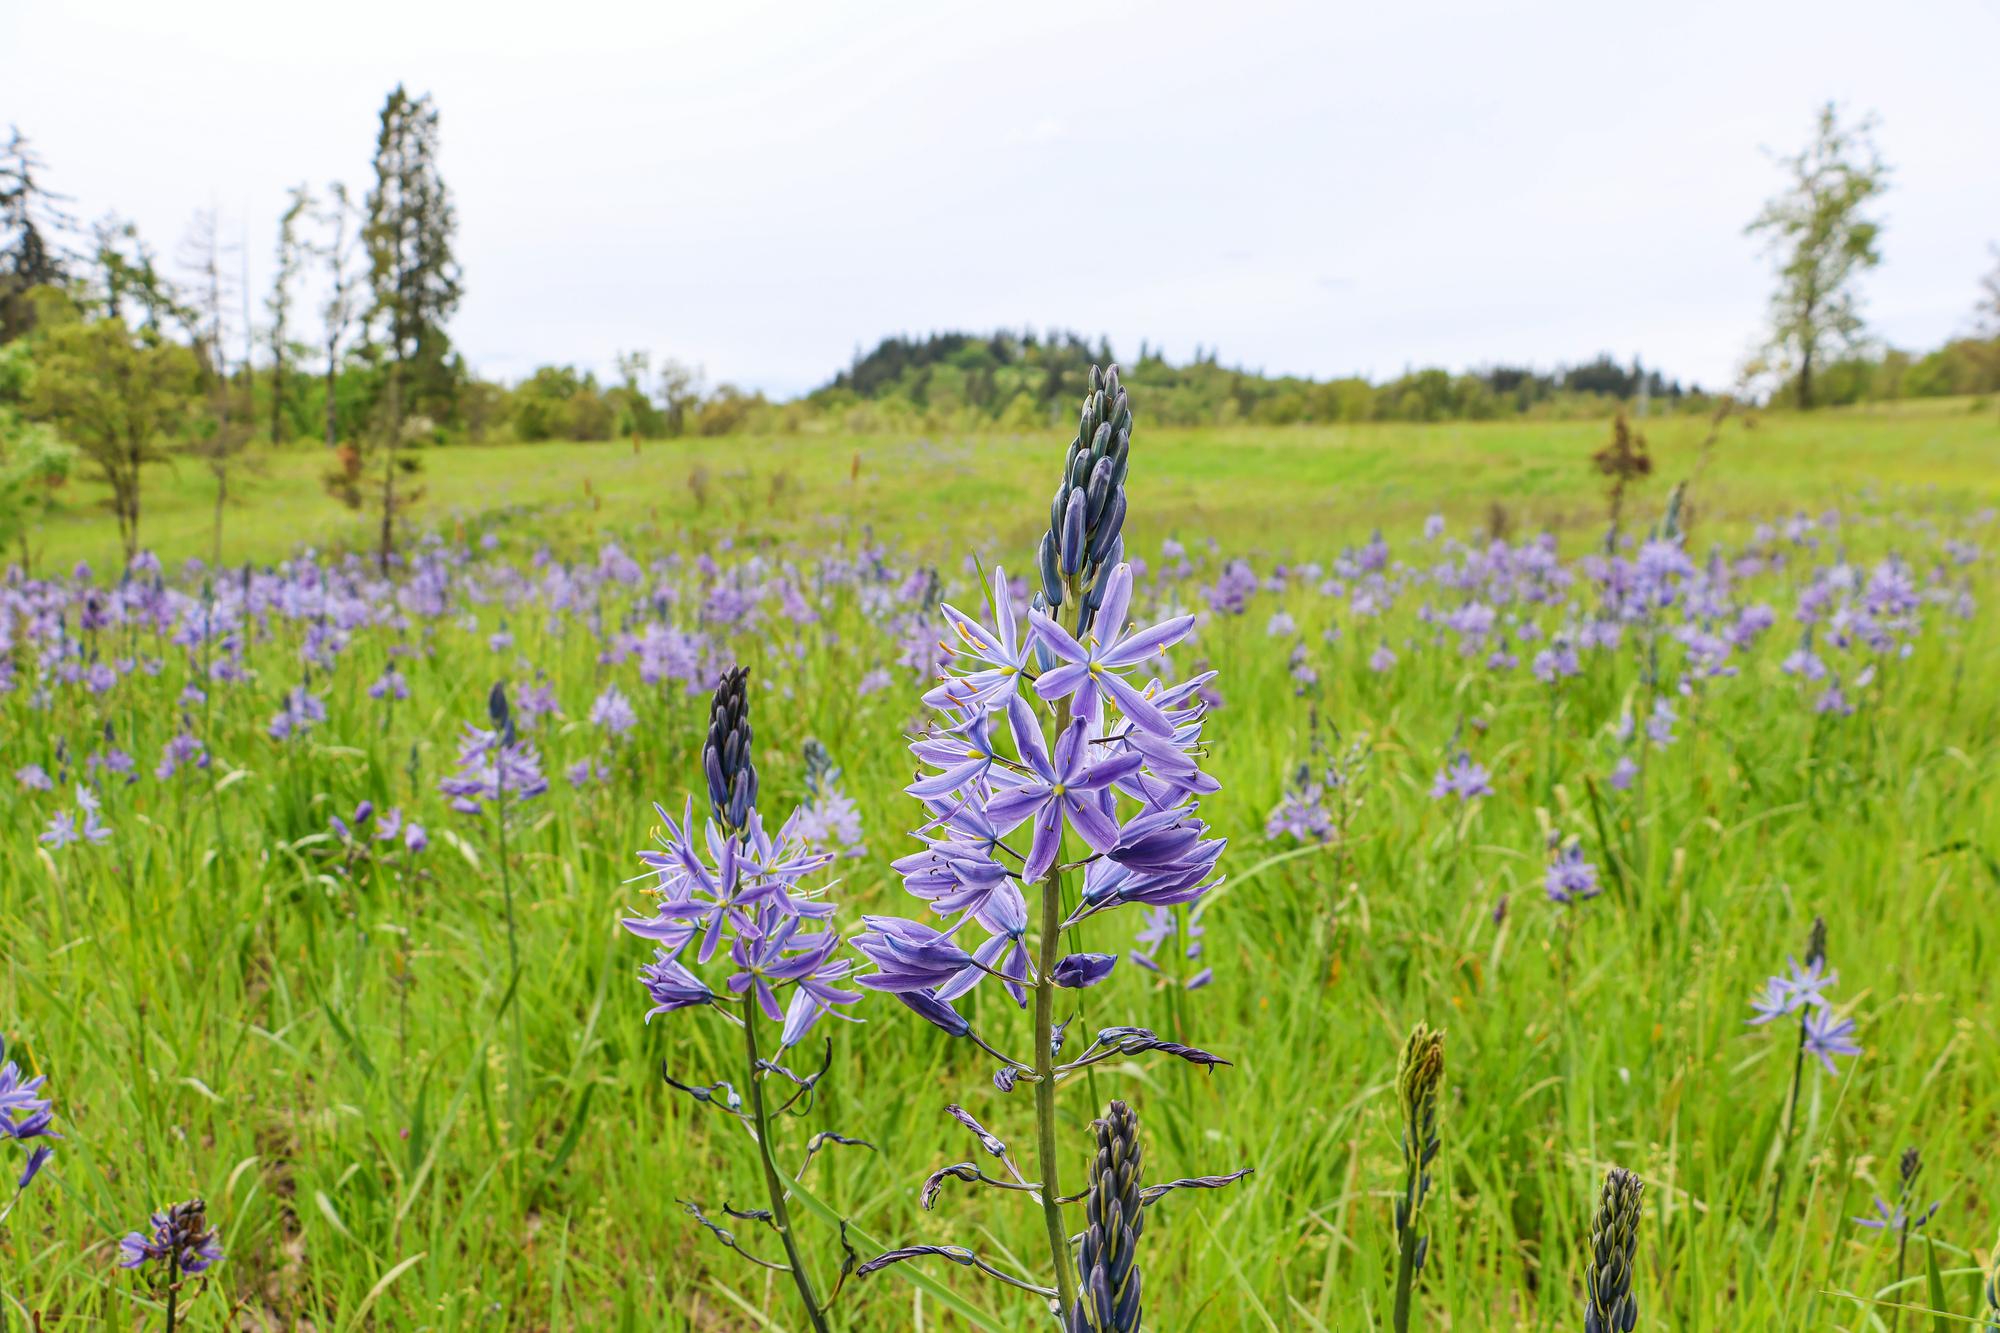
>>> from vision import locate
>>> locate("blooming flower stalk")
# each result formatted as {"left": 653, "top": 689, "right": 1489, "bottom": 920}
{"left": 857, "top": 367, "right": 1247, "bottom": 1322}
{"left": 622, "top": 666, "right": 866, "bottom": 1332}
{"left": 118, "top": 1198, "right": 224, "bottom": 1333}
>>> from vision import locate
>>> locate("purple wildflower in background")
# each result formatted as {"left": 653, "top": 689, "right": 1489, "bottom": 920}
{"left": 1131, "top": 907, "right": 1210, "bottom": 989}
{"left": 368, "top": 668, "right": 409, "bottom": 701}
{"left": 38, "top": 787, "right": 110, "bottom": 850}
{"left": 1430, "top": 754, "right": 1494, "bottom": 802}
{"left": 0, "top": 1035, "right": 59, "bottom": 1193}
{"left": 1746, "top": 956, "right": 1836, "bottom": 1024}
{"left": 1543, "top": 841, "right": 1600, "bottom": 904}
{"left": 268, "top": 681, "right": 327, "bottom": 741}
{"left": 117, "top": 1198, "right": 224, "bottom": 1274}
{"left": 438, "top": 724, "right": 549, "bottom": 815}
{"left": 1368, "top": 643, "right": 1397, "bottom": 674}
{"left": 589, "top": 684, "right": 639, "bottom": 737}
{"left": 1645, "top": 698, "right": 1677, "bottom": 748}
{"left": 1803, "top": 1009, "right": 1860, "bottom": 1073}
{"left": 154, "top": 732, "right": 208, "bottom": 781}
{"left": 14, "top": 765, "right": 53, "bottom": 792}
{"left": 1609, "top": 756, "right": 1639, "bottom": 791}
{"left": 1266, "top": 764, "right": 1332, "bottom": 844}
{"left": 566, "top": 756, "right": 610, "bottom": 788}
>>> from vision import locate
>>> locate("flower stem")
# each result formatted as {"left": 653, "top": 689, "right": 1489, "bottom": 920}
{"left": 742, "top": 996, "right": 832, "bottom": 1333}
{"left": 164, "top": 1251, "right": 179, "bottom": 1333}
{"left": 1392, "top": 1131, "right": 1423, "bottom": 1333}
{"left": 1769, "top": 1010, "right": 1810, "bottom": 1224}
{"left": 1033, "top": 696, "right": 1079, "bottom": 1318}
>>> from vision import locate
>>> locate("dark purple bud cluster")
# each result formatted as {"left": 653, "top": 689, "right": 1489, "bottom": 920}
{"left": 1037, "top": 364, "right": 1132, "bottom": 636}
{"left": 1584, "top": 1167, "right": 1643, "bottom": 1333}
{"left": 704, "top": 665, "right": 757, "bottom": 836}
{"left": 1066, "top": 1100, "right": 1144, "bottom": 1333}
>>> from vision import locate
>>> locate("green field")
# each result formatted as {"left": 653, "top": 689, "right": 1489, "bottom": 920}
{"left": 2, "top": 401, "right": 1998, "bottom": 1331}
{"left": 25, "top": 398, "right": 2000, "bottom": 574}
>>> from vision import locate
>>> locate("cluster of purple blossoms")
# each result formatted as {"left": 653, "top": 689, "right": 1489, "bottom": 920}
{"left": 38, "top": 785, "right": 111, "bottom": 850}
{"left": 439, "top": 689, "right": 550, "bottom": 816}
{"left": 1430, "top": 753, "right": 1494, "bottom": 803}
{"left": 1543, "top": 839, "right": 1601, "bottom": 904}
{"left": 0, "top": 1036, "right": 59, "bottom": 1195}
{"left": 1748, "top": 946, "right": 1861, "bottom": 1075}
{"left": 1265, "top": 762, "right": 1333, "bottom": 845}
{"left": 858, "top": 557, "right": 1224, "bottom": 1038}
{"left": 117, "top": 1197, "right": 223, "bottom": 1275}
{"left": 621, "top": 669, "right": 862, "bottom": 1051}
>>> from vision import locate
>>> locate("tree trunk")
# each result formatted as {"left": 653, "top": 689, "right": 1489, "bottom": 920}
{"left": 378, "top": 362, "right": 400, "bottom": 575}
{"left": 325, "top": 330, "right": 340, "bottom": 450}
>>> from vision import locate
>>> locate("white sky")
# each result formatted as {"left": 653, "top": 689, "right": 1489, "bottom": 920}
{"left": 6, "top": 0, "right": 1997, "bottom": 397}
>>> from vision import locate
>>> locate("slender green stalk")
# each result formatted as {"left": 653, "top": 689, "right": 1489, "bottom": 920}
{"left": 1768, "top": 1009, "right": 1810, "bottom": 1224}
{"left": 497, "top": 777, "right": 526, "bottom": 1153}
{"left": 164, "top": 1251, "right": 179, "bottom": 1333}
{"left": 742, "top": 996, "right": 831, "bottom": 1333}
{"left": 1032, "top": 695, "right": 1080, "bottom": 1317}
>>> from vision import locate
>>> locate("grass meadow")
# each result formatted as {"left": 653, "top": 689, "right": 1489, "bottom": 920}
{"left": 2, "top": 398, "right": 1998, "bottom": 1330}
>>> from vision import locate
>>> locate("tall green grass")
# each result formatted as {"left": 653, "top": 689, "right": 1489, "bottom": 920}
{"left": 1, "top": 408, "right": 1996, "bottom": 1329}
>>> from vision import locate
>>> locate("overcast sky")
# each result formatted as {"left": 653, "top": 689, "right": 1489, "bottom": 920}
{"left": 7, "top": 0, "right": 1997, "bottom": 397}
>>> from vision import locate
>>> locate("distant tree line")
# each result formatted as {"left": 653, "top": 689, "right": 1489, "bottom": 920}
{"left": 801, "top": 332, "right": 1712, "bottom": 430}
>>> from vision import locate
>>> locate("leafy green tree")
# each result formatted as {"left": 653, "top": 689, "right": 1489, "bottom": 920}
{"left": 356, "top": 86, "right": 461, "bottom": 569}
{"left": 1746, "top": 103, "right": 1889, "bottom": 409}
{"left": 89, "top": 215, "right": 190, "bottom": 338}
{"left": 0, "top": 338, "right": 76, "bottom": 567}
{"left": 0, "top": 127, "right": 74, "bottom": 343}
{"left": 26, "top": 316, "right": 198, "bottom": 561}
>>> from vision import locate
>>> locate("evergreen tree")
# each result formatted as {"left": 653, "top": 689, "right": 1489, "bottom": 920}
{"left": 0, "top": 127, "right": 74, "bottom": 342}
{"left": 357, "top": 85, "right": 461, "bottom": 569}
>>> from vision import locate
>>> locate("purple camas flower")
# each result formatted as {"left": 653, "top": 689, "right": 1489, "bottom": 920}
{"left": 13, "top": 765, "right": 53, "bottom": 792}
{"left": 38, "top": 786, "right": 110, "bottom": 849}
{"left": 1265, "top": 764, "right": 1331, "bottom": 845}
{"left": 439, "top": 689, "right": 549, "bottom": 817}
{"left": 983, "top": 697, "right": 1145, "bottom": 882}
{"left": 589, "top": 684, "right": 638, "bottom": 737}
{"left": 0, "top": 1035, "right": 59, "bottom": 1192}
{"left": 1608, "top": 756, "right": 1639, "bottom": 791}
{"left": 1430, "top": 754, "right": 1493, "bottom": 802}
{"left": 117, "top": 1198, "right": 223, "bottom": 1275}
{"left": 622, "top": 670, "right": 861, "bottom": 1051}
{"left": 1543, "top": 842, "right": 1600, "bottom": 904}
{"left": 154, "top": 732, "right": 208, "bottom": 781}
{"left": 1803, "top": 1008, "right": 1861, "bottom": 1073}
{"left": 368, "top": 668, "right": 409, "bottom": 701}
{"left": 268, "top": 681, "right": 327, "bottom": 741}
{"left": 1746, "top": 956, "right": 1836, "bottom": 1024}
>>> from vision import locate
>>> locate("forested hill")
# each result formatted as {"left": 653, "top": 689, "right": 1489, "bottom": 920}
{"left": 805, "top": 329, "right": 1709, "bottom": 426}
